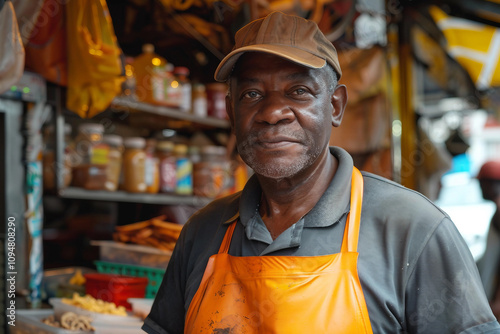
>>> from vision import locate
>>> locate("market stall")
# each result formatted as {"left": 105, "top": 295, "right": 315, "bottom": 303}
{"left": 2, "top": 0, "right": 500, "bottom": 332}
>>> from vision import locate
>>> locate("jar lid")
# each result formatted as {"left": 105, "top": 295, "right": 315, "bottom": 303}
{"left": 174, "top": 144, "right": 188, "bottom": 155}
{"left": 124, "top": 137, "right": 146, "bottom": 149}
{"left": 103, "top": 134, "right": 123, "bottom": 147}
{"left": 201, "top": 145, "right": 227, "bottom": 156}
{"left": 156, "top": 140, "right": 174, "bottom": 151}
{"left": 193, "top": 83, "right": 206, "bottom": 92}
{"left": 174, "top": 66, "right": 189, "bottom": 76}
{"left": 142, "top": 43, "right": 155, "bottom": 53}
{"left": 78, "top": 123, "right": 104, "bottom": 134}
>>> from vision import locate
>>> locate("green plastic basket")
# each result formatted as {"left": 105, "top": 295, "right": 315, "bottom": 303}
{"left": 94, "top": 261, "right": 165, "bottom": 298}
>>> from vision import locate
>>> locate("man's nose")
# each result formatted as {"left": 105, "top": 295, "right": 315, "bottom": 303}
{"left": 255, "top": 93, "right": 296, "bottom": 125}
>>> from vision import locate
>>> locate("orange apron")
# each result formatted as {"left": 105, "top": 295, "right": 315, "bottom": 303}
{"left": 185, "top": 168, "right": 373, "bottom": 333}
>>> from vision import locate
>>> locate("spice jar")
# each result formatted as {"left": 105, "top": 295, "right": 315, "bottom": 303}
{"left": 192, "top": 83, "right": 207, "bottom": 118}
{"left": 103, "top": 135, "right": 123, "bottom": 191}
{"left": 193, "top": 145, "right": 228, "bottom": 198}
{"left": 43, "top": 124, "right": 73, "bottom": 191}
{"left": 206, "top": 83, "right": 227, "bottom": 119}
{"left": 122, "top": 137, "right": 147, "bottom": 193}
{"left": 72, "top": 123, "right": 109, "bottom": 190}
{"left": 156, "top": 140, "right": 177, "bottom": 194}
{"left": 173, "top": 66, "right": 192, "bottom": 112}
{"left": 174, "top": 144, "right": 193, "bottom": 195}
{"left": 145, "top": 139, "right": 160, "bottom": 194}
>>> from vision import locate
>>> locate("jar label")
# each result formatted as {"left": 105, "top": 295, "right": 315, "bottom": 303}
{"left": 91, "top": 144, "right": 109, "bottom": 165}
{"left": 175, "top": 158, "right": 192, "bottom": 195}
{"left": 160, "top": 160, "right": 177, "bottom": 193}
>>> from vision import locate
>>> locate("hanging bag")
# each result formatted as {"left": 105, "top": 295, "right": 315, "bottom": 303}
{"left": 0, "top": 1, "right": 25, "bottom": 94}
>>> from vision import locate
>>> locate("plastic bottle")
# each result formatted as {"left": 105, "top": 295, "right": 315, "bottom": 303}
{"left": 174, "top": 144, "right": 193, "bottom": 195}
{"left": 133, "top": 44, "right": 168, "bottom": 105}
{"left": 122, "top": 137, "right": 147, "bottom": 193}
{"left": 173, "top": 66, "right": 192, "bottom": 112}
{"left": 103, "top": 134, "right": 123, "bottom": 191}
{"left": 156, "top": 140, "right": 177, "bottom": 193}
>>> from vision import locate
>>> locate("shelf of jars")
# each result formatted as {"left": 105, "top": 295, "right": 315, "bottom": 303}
{"left": 58, "top": 187, "right": 212, "bottom": 206}
{"left": 109, "top": 96, "right": 231, "bottom": 130}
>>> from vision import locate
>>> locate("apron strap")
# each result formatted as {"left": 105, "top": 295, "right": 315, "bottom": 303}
{"left": 218, "top": 220, "right": 237, "bottom": 254}
{"left": 341, "top": 167, "right": 364, "bottom": 253}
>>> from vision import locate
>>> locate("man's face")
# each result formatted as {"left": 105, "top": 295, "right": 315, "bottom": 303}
{"left": 226, "top": 53, "right": 345, "bottom": 180}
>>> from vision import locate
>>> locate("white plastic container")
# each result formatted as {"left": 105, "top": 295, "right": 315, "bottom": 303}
{"left": 49, "top": 298, "right": 142, "bottom": 326}
{"left": 91, "top": 240, "right": 172, "bottom": 269}
{"left": 128, "top": 298, "right": 154, "bottom": 320}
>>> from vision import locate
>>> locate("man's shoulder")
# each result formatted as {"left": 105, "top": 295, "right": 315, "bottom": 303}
{"left": 360, "top": 171, "right": 450, "bottom": 226}
{"left": 183, "top": 191, "right": 242, "bottom": 233}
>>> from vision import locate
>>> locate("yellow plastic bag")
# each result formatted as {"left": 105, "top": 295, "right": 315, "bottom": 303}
{"left": 66, "top": 0, "right": 125, "bottom": 118}
{"left": 0, "top": 2, "right": 25, "bottom": 95}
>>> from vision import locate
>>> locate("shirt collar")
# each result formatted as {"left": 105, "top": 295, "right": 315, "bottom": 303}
{"left": 224, "top": 147, "right": 354, "bottom": 228}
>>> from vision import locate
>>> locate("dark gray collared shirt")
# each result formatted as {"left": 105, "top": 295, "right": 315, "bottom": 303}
{"left": 144, "top": 147, "right": 500, "bottom": 334}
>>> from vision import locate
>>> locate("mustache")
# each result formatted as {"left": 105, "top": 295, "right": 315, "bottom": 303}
{"left": 240, "top": 128, "right": 306, "bottom": 143}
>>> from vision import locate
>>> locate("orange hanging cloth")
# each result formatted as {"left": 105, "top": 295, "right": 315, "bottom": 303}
{"left": 185, "top": 167, "right": 373, "bottom": 333}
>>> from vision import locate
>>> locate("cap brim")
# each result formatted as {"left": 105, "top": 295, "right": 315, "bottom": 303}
{"left": 214, "top": 44, "right": 327, "bottom": 82}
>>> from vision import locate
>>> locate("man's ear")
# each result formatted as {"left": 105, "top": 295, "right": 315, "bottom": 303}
{"left": 331, "top": 84, "right": 347, "bottom": 128}
{"left": 225, "top": 94, "right": 235, "bottom": 132}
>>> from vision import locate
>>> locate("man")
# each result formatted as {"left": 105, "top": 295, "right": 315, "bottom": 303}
{"left": 476, "top": 161, "right": 500, "bottom": 309}
{"left": 143, "top": 12, "right": 500, "bottom": 333}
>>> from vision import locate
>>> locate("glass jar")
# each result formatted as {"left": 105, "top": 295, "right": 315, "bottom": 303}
{"left": 206, "top": 83, "right": 227, "bottom": 119}
{"left": 156, "top": 140, "right": 177, "bottom": 194}
{"left": 122, "top": 137, "right": 147, "bottom": 193}
{"left": 174, "top": 144, "right": 193, "bottom": 195}
{"left": 103, "top": 134, "right": 123, "bottom": 191}
{"left": 42, "top": 124, "right": 73, "bottom": 191}
{"left": 193, "top": 145, "right": 228, "bottom": 198}
{"left": 73, "top": 123, "right": 105, "bottom": 166}
{"left": 173, "top": 66, "right": 191, "bottom": 113}
{"left": 192, "top": 83, "right": 207, "bottom": 118}
{"left": 72, "top": 123, "right": 109, "bottom": 190}
{"left": 145, "top": 138, "right": 160, "bottom": 194}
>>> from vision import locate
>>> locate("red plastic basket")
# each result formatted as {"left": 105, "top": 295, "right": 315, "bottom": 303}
{"left": 84, "top": 273, "right": 148, "bottom": 310}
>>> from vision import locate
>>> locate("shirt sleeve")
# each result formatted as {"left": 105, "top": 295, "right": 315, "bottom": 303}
{"left": 404, "top": 217, "right": 500, "bottom": 333}
{"left": 142, "top": 229, "right": 188, "bottom": 334}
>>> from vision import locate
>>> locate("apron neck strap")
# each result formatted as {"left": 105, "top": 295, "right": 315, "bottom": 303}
{"left": 341, "top": 167, "right": 364, "bottom": 253}
{"left": 218, "top": 221, "right": 237, "bottom": 254}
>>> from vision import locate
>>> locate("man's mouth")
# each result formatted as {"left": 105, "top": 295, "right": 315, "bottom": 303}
{"left": 257, "top": 135, "right": 300, "bottom": 149}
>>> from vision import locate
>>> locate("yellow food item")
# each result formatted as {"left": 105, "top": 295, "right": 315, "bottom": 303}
{"left": 62, "top": 293, "right": 127, "bottom": 316}
{"left": 69, "top": 269, "right": 86, "bottom": 286}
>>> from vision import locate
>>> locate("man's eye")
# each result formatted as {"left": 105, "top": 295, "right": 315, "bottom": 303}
{"left": 293, "top": 88, "right": 307, "bottom": 95}
{"left": 243, "top": 91, "right": 260, "bottom": 99}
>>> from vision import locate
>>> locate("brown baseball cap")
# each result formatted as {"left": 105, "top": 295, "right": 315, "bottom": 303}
{"left": 214, "top": 11, "right": 342, "bottom": 82}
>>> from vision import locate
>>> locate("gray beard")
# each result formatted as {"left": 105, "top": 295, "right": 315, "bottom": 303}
{"left": 237, "top": 131, "right": 322, "bottom": 180}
